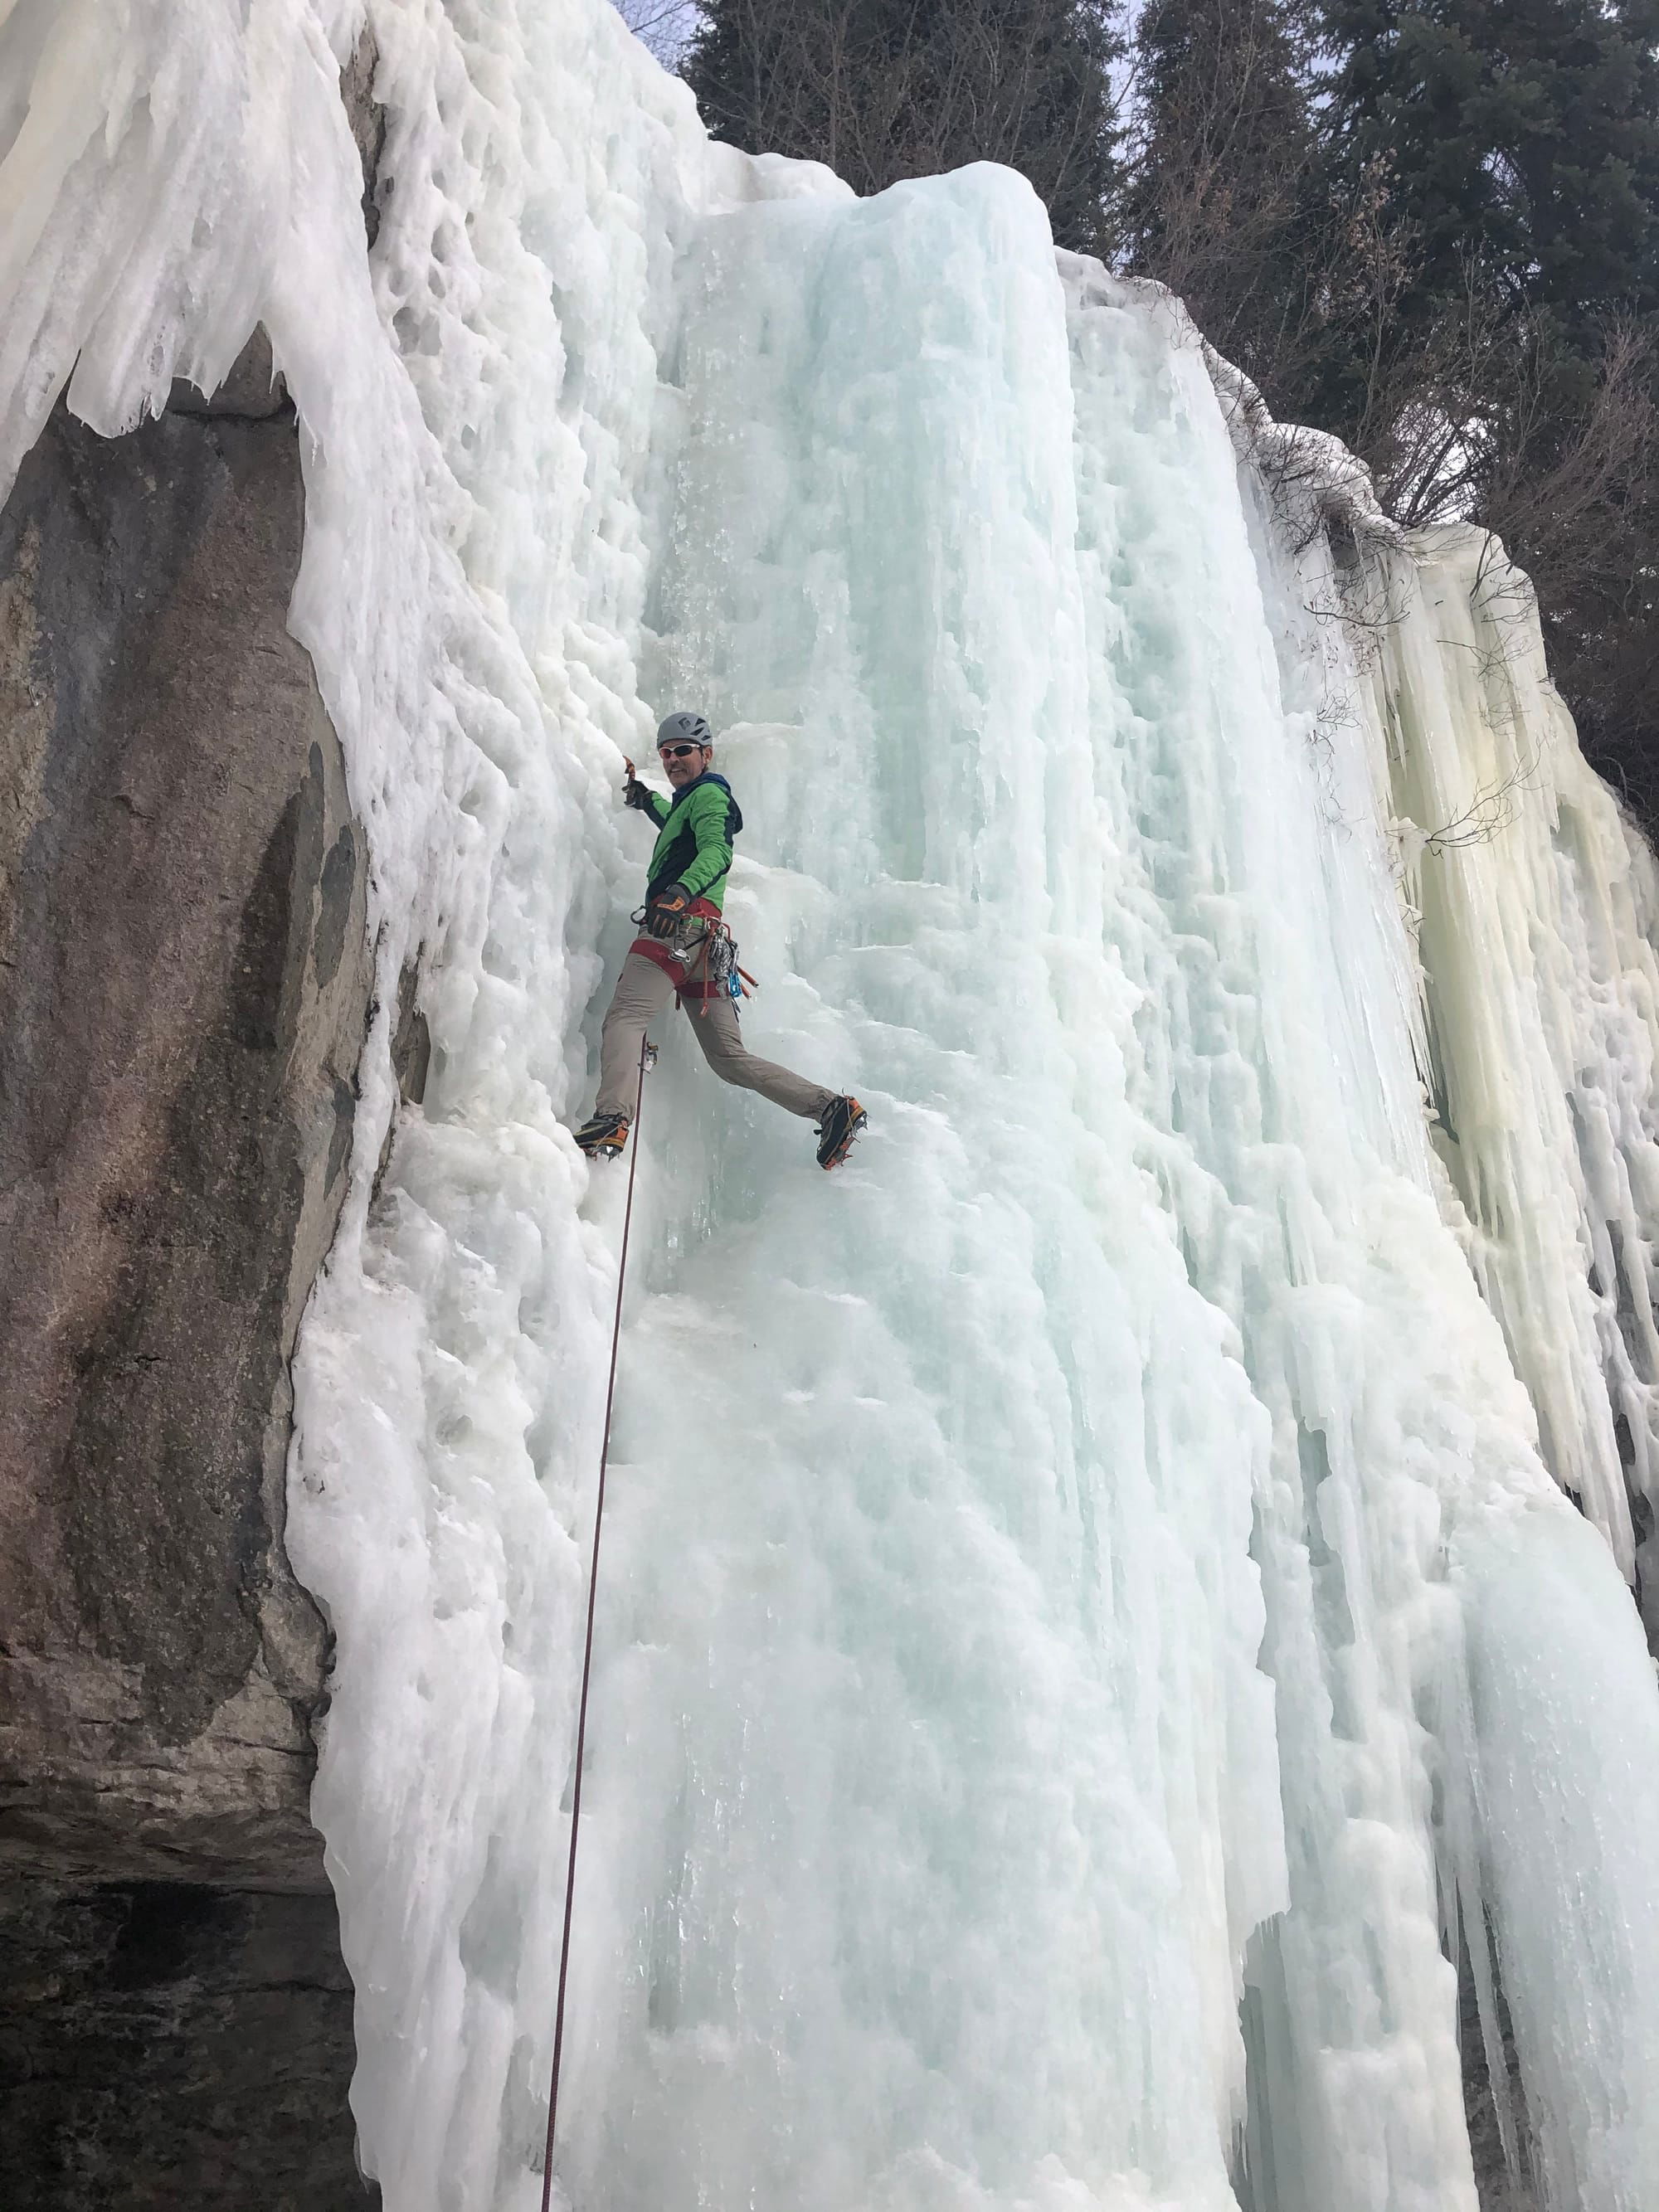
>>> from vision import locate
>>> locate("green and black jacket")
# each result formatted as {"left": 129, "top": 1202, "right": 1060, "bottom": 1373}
{"left": 642, "top": 771, "right": 743, "bottom": 912}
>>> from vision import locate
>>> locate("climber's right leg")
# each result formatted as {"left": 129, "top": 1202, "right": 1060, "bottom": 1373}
{"left": 579, "top": 952, "right": 678, "bottom": 1152}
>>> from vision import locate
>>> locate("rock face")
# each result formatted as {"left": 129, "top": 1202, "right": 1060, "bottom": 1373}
{"left": 1, "top": 1882, "right": 362, "bottom": 2210}
{"left": 0, "top": 355, "right": 375, "bottom": 2206}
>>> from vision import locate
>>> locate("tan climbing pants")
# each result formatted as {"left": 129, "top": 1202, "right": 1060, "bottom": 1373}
{"left": 595, "top": 947, "right": 836, "bottom": 1123}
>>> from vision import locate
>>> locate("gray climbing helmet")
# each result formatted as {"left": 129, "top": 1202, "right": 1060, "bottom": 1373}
{"left": 656, "top": 710, "right": 713, "bottom": 751}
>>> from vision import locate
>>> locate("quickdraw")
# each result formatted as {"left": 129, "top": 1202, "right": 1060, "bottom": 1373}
{"left": 696, "top": 920, "right": 759, "bottom": 1009}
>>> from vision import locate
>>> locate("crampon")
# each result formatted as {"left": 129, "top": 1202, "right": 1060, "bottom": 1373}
{"left": 815, "top": 1096, "right": 867, "bottom": 1170}
{"left": 574, "top": 1111, "right": 630, "bottom": 1159}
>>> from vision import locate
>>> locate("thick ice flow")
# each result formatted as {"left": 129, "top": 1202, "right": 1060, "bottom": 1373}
{"left": 567, "top": 166, "right": 1287, "bottom": 2212}
{"left": 1454, "top": 1506, "right": 1659, "bottom": 2209}
{"left": 5, "top": 3, "right": 1659, "bottom": 2210}
{"left": 1374, "top": 527, "right": 1659, "bottom": 1601}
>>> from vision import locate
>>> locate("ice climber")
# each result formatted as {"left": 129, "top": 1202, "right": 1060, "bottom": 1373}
{"left": 574, "top": 712, "right": 867, "bottom": 1169}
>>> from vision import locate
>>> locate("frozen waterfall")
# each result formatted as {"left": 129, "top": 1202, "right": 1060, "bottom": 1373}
{"left": 6, "top": 2, "right": 1659, "bottom": 2209}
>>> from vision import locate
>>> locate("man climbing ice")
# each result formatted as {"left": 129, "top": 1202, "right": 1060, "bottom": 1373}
{"left": 574, "top": 712, "right": 867, "bottom": 1169}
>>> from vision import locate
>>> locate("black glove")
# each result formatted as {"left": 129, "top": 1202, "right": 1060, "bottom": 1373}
{"left": 624, "top": 777, "right": 654, "bottom": 811}
{"left": 645, "top": 883, "right": 693, "bottom": 939}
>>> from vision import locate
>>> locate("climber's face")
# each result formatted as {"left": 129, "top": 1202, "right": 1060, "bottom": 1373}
{"left": 660, "top": 739, "right": 709, "bottom": 789}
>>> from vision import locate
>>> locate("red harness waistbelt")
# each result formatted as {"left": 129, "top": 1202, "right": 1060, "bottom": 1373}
{"left": 630, "top": 897, "right": 722, "bottom": 983}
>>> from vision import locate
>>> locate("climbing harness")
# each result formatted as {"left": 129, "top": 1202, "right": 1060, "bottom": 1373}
{"left": 630, "top": 902, "right": 703, "bottom": 960}
{"left": 628, "top": 908, "right": 758, "bottom": 1014}
{"left": 540, "top": 1033, "right": 653, "bottom": 2210}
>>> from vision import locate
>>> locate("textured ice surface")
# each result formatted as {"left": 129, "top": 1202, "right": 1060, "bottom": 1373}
{"left": 1374, "top": 525, "right": 1659, "bottom": 1593}
{"left": 5, "top": 5, "right": 1659, "bottom": 2210}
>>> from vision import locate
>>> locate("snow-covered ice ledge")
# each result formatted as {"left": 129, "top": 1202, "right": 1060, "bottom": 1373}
{"left": 6, "top": 5, "right": 1659, "bottom": 2210}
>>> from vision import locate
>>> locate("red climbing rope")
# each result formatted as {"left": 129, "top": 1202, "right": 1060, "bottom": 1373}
{"left": 540, "top": 1034, "right": 651, "bottom": 2211}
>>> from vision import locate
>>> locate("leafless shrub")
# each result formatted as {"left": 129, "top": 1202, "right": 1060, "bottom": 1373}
{"left": 614, "top": 0, "right": 700, "bottom": 66}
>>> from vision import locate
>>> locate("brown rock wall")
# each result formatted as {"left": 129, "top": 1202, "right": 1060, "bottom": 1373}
{"left": 0, "top": 363, "right": 374, "bottom": 2204}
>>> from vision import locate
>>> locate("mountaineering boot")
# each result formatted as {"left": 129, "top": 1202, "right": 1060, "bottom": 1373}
{"left": 575, "top": 1110, "right": 630, "bottom": 1159}
{"left": 815, "top": 1096, "right": 867, "bottom": 1170}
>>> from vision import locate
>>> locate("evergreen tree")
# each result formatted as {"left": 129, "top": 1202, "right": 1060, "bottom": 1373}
{"left": 1311, "top": 2, "right": 1659, "bottom": 815}
{"left": 1318, "top": 0, "right": 1659, "bottom": 336}
{"left": 1122, "top": 0, "right": 1328, "bottom": 400}
{"left": 682, "top": 0, "right": 1126, "bottom": 255}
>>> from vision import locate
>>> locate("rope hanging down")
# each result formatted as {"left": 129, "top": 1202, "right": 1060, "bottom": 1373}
{"left": 540, "top": 1033, "right": 652, "bottom": 2212}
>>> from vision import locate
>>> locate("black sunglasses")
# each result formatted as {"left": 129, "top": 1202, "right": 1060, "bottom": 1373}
{"left": 659, "top": 743, "right": 705, "bottom": 760}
